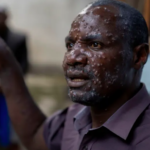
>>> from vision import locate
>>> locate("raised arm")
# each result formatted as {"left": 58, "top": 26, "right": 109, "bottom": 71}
{"left": 0, "top": 39, "right": 48, "bottom": 150}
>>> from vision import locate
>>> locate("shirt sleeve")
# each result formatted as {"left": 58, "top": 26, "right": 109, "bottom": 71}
{"left": 43, "top": 108, "right": 68, "bottom": 150}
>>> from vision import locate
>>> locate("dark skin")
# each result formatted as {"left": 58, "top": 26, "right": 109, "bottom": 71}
{"left": 0, "top": 39, "right": 48, "bottom": 150}
{"left": 0, "top": 4, "right": 148, "bottom": 150}
{"left": 63, "top": 5, "right": 149, "bottom": 128}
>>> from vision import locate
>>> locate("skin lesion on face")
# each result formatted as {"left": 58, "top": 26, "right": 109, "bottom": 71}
{"left": 63, "top": 5, "right": 138, "bottom": 107}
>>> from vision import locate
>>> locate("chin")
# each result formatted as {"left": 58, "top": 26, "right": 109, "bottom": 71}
{"left": 69, "top": 90, "right": 105, "bottom": 106}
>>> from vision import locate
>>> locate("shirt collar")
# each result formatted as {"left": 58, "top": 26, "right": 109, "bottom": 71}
{"left": 74, "top": 106, "right": 91, "bottom": 132}
{"left": 74, "top": 84, "right": 150, "bottom": 140}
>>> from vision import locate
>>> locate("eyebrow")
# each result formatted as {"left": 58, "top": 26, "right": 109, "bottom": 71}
{"left": 65, "top": 34, "right": 102, "bottom": 42}
{"left": 82, "top": 34, "right": 102, "bottom": 41}
{"left": 65, "top": 36, "right": 74, "bottom": 42}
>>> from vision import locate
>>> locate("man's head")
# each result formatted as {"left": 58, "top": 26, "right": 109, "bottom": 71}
{"left": 0, "top": 7, "right": 8, "bottom": 31}
{"left": 63, "top": 0, "right": 149, "bottom": 107}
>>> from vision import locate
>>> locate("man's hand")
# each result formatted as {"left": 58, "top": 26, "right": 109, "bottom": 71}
{"left": 0, "top": 38, "right": 48, "bottom": 150}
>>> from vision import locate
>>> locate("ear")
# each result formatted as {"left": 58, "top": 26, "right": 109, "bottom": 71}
{"left": 133, "top": 43, "right": 149, "bottom": 70}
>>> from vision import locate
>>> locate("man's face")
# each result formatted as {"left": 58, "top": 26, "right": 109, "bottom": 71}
{"left": 63, "top": 5, "right": 134, "bottom": 106}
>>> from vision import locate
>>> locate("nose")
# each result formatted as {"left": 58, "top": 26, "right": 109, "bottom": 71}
{"left": 66, "top": 52, "right": 87, "bottom": 67}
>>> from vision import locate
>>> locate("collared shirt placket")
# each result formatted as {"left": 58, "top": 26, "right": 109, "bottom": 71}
{"left": 79, "top": 132, "right": 95, "bottom": 150}
{"left": 79, "top": 128, "right": 103, "bottom": 150}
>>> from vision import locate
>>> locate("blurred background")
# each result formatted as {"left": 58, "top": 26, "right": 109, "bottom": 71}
{"left": 0, "top": 0, "right": 149, "bottom": 149}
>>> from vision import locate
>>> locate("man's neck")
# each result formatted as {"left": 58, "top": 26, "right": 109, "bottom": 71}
{"left": 91, "top": 84, "right": 141, "bottom": 129}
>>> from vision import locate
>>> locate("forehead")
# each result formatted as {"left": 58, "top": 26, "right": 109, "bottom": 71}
{"left": 70, "top": 5, "right": 121, "bottom": 37}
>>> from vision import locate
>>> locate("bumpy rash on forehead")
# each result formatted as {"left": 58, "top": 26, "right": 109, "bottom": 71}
{"left": 92, "top": 5, "right": 119, "bottom": 17}
{"left": 69, "top": 5, "right": 124, "bottom": 42}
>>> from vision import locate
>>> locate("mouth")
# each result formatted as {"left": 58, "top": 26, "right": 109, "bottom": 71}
{"left": 67, "top": 78, "right": 89, "bottom": 88}
{"left": 66, "top": 70, "right": 90, "bottom": 88}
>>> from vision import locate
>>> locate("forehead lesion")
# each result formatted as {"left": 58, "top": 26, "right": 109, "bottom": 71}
{"left": 91, "top": 5, "right": 120, "bottom": 23}
{"left": 68, "top": 4, "right": 123, "bottom": 43}
{"left": 91, "top": 4, "right": 119, "bottom": 15}
{"left": 72, "top": 4, "right": 120, "bottom": 29}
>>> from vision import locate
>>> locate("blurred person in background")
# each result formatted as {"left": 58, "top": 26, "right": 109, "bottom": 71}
{"left": 0, "top": 6, "right": 29, "bottom": 150}
{"left": 0, "top": 7, "right": 28, "bottom": 74}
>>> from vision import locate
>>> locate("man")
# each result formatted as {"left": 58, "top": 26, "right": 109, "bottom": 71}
{"left": 0, "top": 0, "right": 149, "bottom": 150}
{"left": 0, "top": 7, "right": 28, "bottom": 150}
{"left": 0, "top": 7, "right": 28, "bottom": 74}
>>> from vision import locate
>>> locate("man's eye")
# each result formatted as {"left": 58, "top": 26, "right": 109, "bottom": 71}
{"left": 66, "top": 42, "right": 74, "bottom": 50}
{"left": 90, "top": 42, "right": 101, "bottom": 49}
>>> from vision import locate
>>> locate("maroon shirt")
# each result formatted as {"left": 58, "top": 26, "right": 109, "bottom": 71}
{"left": 44, "top": 85, "right": 150, "bottom": 150}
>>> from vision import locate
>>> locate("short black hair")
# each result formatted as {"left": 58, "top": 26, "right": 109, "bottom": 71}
{"left": 91, "top": 0, "right": 149, "bottom": 48}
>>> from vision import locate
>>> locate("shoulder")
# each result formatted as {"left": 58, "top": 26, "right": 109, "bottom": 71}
{"left": 132, "top": 104, "right": 150, "bottom": 145}
{"left": 44, "top": 103, "right": 83, "bottom": 132}
{"left": 43, "top": 104, "right": 84, "bottom": 147}
{"left": 44, "top": 108, "right": 68, "bottom": 132}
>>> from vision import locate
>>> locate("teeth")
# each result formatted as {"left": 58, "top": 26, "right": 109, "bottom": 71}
{"left": 72, "top": 79, "right": 84, "bottom": 82}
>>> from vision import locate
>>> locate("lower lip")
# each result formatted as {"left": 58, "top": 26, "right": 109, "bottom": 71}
{"left": 67, "top": 79, "right": 89, "bottom": 88}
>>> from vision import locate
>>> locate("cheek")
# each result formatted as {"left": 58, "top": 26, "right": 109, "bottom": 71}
{"left": 89, "top": 52, "right": 125, "bottom": 87}
{"left": 87, "top": 52, "right": 107, "bottom": 74}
